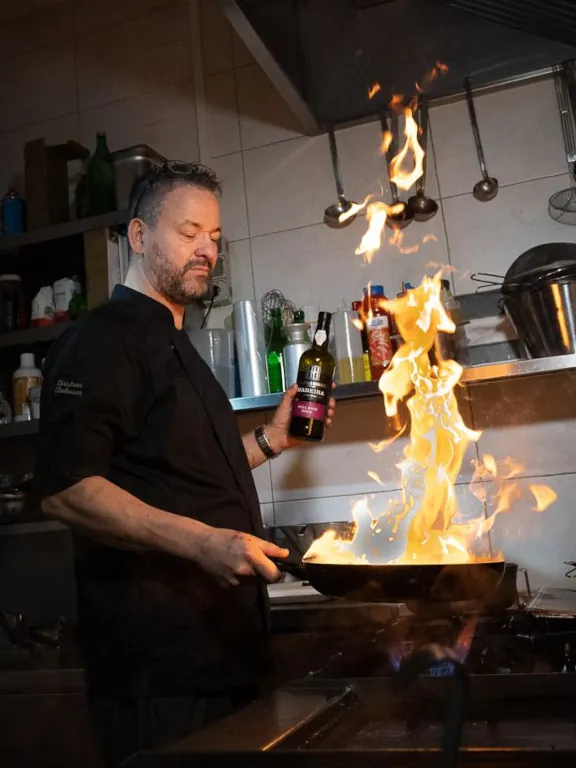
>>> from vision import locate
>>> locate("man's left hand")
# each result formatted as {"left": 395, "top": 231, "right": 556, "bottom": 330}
{"left": 265, "top": 383, "right": 336, "bottom": 454}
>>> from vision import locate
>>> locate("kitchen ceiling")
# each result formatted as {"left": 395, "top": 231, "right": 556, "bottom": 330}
{"left": 217, "top": 0, "right": 576, "bottom": 132}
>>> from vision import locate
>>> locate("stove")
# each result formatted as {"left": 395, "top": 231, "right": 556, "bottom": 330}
{"left": 127, "top": 591, "right": 576, "bottom": 767}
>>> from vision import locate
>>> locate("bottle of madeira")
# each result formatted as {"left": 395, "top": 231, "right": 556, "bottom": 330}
{"left": 289, "top": 312, "right": 335, "bottom": 441}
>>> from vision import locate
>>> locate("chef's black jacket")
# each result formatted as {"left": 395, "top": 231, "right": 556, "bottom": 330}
{"left": 35, "top": 285, "right": 270, "bottom": 698}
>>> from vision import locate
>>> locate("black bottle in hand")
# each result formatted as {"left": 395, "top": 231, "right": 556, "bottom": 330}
{"left": 289, "top": 312, "right": 335, "bottom": 442}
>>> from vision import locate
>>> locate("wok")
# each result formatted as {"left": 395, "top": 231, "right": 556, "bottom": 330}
{"left": 273, "top": 558, "right": 506, "bottom": 605}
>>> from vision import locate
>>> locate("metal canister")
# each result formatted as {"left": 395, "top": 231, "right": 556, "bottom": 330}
{"left": 283, "top": 323, "right": 311, "bottom": 387}
{"left": 233, "top": 300, "right": 269, "bottom": 397}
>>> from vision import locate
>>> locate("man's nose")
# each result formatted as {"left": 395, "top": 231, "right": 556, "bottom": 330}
{"left": 194, "top": 234, "right": 219, "bottom": 268}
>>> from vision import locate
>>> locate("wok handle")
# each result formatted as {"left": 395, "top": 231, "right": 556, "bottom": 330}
{"left": 270, "top": 557, "right": 306, "bottom": 580}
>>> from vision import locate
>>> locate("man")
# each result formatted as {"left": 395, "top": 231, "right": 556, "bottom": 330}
{"left": 35, "top": 162, "right": 335, "bottom": 766}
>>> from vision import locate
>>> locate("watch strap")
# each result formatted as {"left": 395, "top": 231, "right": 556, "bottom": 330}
{"left": 255, "top": 426, "right": 278, "bottom": 459}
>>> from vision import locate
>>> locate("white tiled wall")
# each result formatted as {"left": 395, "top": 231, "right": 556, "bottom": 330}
{"left": 2, "top": 0, "right": 576, "bottom": 588}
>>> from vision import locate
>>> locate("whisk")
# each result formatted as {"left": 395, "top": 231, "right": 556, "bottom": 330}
{"left": 549, "top": 62, "right": 576, "bottom": 225}
{"left": 261, "top": 289, "right": 296, "bottom": 329}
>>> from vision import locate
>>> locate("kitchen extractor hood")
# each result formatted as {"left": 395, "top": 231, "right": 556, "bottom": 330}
{"left": 216, "top": 0, "right": 576, "bottom": 133}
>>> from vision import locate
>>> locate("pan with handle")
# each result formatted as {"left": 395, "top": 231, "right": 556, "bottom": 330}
{"left": 272, "top": 557, "right": 506, "bottom": 604}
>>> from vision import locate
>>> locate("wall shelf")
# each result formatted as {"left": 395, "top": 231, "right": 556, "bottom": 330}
{"left": 0, "top": 421, "right": 39, "bottom": 439}
{"left": 0, "top": 324, "right": 69, "bottom": 350}
{"left": 0, "top": 520, "right": 66, "bottom": 537}
{"left": 0, "top": 209, "right": 129, "bottom": 255}
{"left": 1, "top": 356, "right": 574, "bottom": 434}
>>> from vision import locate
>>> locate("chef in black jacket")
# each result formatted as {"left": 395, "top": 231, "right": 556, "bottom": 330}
{"left": 35, "top": 162, "right": 335, "bottom": 766}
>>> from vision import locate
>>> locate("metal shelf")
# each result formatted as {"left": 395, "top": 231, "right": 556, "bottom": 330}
{"left": 0, "top": 520, "right": 66, "bottom": 537}
{"left": 0, "top": 421, "right": 39, "bottom": 439}
{"left": 460, "top": 354, "right": 576, "bottom": 383}
{"left": 0, "top": 210, "right": 129, "bottom": 254}
{"left": 232, "top": 356, "right": 576, "bottom": 413}
{"left": 231, "top": 381, "right": 380, "bottom": 413}
{"left": 0, "top": 323, "right": 69, "bottom": 350}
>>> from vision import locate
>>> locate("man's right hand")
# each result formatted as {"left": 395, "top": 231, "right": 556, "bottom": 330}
{"left": 195, "top": 527, "right": 289, "bottom": 586}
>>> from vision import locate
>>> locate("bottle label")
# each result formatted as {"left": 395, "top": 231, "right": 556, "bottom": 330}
{"left": 292, "top": 364, "right": 331, "bottom": 421}
{"left": 366, "top": 316, "right": 392, "bottom": 367}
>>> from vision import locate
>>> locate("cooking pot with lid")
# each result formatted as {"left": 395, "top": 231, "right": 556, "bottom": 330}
{"left": 501, "top": 262, "right": 576, "bottom": 358}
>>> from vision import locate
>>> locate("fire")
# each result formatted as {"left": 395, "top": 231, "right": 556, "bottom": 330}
{"left": 368, "top": 81, "right": 381, "bottom": 99}
{"left": 304, "top": 65, "right": 556, "bottom": 568}
{"left": 529, "top": 484, "right": 557, "bottom": 512}
{"left": 304, "top": 275, "right": 558, "bottom": 567}
{"left": 389, "top": 107, "right": 425, "bottom": 191}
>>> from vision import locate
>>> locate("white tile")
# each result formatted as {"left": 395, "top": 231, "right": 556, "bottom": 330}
{"left": 0, "top": 0, "right": 71, "bottom": 61}
{"left": 470, "top": 372, "right": 576, "bottom": 478}
{"left": 199, "top": 0, "right": 233, "bottom": 75}
{"left": 0, "top": 41, "right": 76, "bottom": 133}
{"left": 0, "top": 113, "right": 79, "bottom": 197}
{"left": 79, "top": 83, "right": 198, "bottom": 160}
{"left": 235, "top": 411, "right": 273, "bottom": 504}
{"left": 260, "top": 502, "right": 274, "bottom": 527}
{"left": 74, "top": 0, "right": 174, "bottom": 35}
{"left": 205, "top": 71, "right": 241, "bottom": 157}
{"left": 250, "top": 213, "right": 449, "bottom": 311}
{"left": 236, "top": 64, "right": 302, "bottom": 150}
{"left": 243, "top": 135, "right": 332, "bottom": 236}
{"left": 77, "top": 3, "right": 191, "bottom": 111}
{"left": 232, "top": 30, "right": 254, "bottom": 68}
{"left": 228, "top": 239, "right": 255, "bottom": 301}
{"left": 209, "top": 152, "right": 249, "bottom": 241}
{"left": 431, "top": 78, "right": 567, "bottom": 200}
{"left": 489, "top": 474, "right": 576, "bottom": 589}
{"left": 443, "top": 175, "right": 576, "bottom": 294}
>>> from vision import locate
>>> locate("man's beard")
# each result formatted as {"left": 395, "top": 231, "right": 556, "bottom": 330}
{"left": 149, "top": 241, "right": 212, "bottom": 304}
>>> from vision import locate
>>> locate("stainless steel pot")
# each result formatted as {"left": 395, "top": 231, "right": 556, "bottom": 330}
{"left": 111, "top": 144, "right": 164, "bottom": 211}
{"left": 501, "top": 265, "right": 576, "bottom": 357}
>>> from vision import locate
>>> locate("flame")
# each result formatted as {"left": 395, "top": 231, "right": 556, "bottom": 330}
{"left": 368, "top": 82, "right": 381, "bottom": 99}
{"left": 389, "top": 107, "right": 425, "bottom": 191}
{"left": 381, "top": 129, "right": 393, "bottom": 155}
{"left": 415, "top": 60, "right": 449, "bottom": 93}
{"left": 304, "top": 276, "right": 557, "bottom": 567}
{"left": 304, "top": 63, "right": 556, "bottom": 568}
{"left": 529, "top": 484, "right": 557, "bottom": 512}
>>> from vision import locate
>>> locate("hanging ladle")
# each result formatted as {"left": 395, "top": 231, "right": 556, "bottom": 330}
{"left": 407, "top": 97, "right": 438, "bottom": 222}
{"left": 381, "top": 109, "right": 413, "bottom": 230}
{"left": 464, "top": 76, "right": 498, "bottom": 202}
{"left": 324, "top": 124, "right": 358, "bottom": 228}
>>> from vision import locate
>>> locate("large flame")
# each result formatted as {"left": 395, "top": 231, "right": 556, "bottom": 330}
{"left": 308, "top": 75, "right": 556, "bottom": 568}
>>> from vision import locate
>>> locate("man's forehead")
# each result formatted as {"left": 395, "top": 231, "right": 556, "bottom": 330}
{"left": 160, "top": 185, "right": 220, "bottom": 226}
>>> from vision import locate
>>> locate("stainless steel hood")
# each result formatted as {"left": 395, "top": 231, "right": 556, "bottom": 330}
{"left": 217, "top": 0, "right": 576, "bottom": 133}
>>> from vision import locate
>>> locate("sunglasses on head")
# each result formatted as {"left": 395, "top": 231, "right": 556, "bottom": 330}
{"left": 132, "top": 160, "right": 216, "bottom": 219}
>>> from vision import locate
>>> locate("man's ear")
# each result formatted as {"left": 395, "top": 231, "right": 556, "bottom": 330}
{"left": 128, "top": 218, "right": 146, "bottom": 255}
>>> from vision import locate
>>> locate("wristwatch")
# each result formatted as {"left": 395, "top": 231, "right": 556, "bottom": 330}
{"left": 255, "top": 426, "right": 280, "bottom": 459}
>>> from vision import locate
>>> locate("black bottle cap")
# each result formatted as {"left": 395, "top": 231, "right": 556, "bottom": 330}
{"left": 316, "top": 311, "right": 332, "bottom": 330}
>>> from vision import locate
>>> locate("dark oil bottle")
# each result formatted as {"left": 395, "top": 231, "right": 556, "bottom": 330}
{"left": 289, "top": 312, "right": 335, "bottom": 441}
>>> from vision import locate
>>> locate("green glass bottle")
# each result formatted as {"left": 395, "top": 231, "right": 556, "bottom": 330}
{"left": 289, "top": 312, "right": 335, "bottom": 441}
{"left": 87, "top": 132, "right": 117, "bottom": 215}
{"left": 266, "top": 308, "right": 286, "bottom": 393}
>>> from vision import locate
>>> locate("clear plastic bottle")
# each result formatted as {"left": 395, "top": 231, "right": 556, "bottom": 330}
{"left": 13, "top": 353, "right": 42, "bottom": 421}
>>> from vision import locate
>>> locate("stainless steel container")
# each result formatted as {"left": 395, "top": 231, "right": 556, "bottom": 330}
{"left": 283, "top": 323, "right": 311, "bottom": 386}
{"left": 502, "top": 266, "right": 576, "bottom": 357}
{"left": 111, "top": 145, "right": 164, "bottom": 211}
{"left": 233, "top": 300, "right": 269, "bottom": 397}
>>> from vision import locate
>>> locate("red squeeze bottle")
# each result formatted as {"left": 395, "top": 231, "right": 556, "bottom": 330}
{"left": 362, "top": 285, "right": 393, "bottom": 380}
